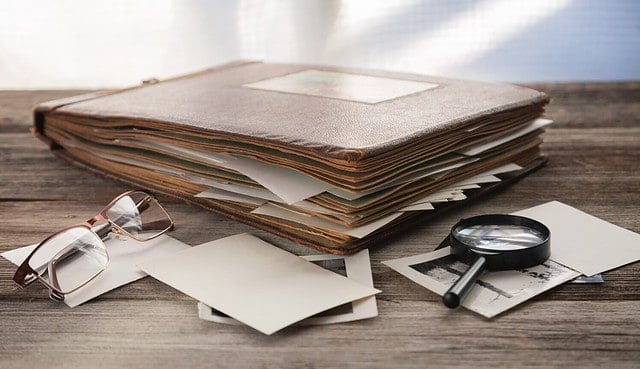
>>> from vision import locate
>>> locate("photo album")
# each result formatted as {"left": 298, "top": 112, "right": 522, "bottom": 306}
{"left": 33, "top": 60, "right": 550, "bottom": 254}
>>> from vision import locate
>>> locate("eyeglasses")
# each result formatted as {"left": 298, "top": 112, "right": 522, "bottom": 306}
{"left": 13, "top": 190, "right": 174, "bottom": 301}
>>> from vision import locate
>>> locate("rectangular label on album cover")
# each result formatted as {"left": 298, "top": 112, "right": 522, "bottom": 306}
{"left": 244, "top": 69, "right": 438, "bottom": 104}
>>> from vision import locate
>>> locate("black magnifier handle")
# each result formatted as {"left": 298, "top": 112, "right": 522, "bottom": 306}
{"left": 443, "top": 256, "right": 487, "bottom": 308}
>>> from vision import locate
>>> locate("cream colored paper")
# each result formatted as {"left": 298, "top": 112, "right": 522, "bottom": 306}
{"left": 138, "top": 233, "right": 380, "bottom": 335}
{"left": 399, "top": 202, "right": 436, "bottom": 212}
{"left": 190, "top": 177, "right": 283, "bottom": 203}
{"left": 451, "top": 174, "right": 501, "bottom": 186}
{"left": 458, "top": 118, "right": 553, "bottom": 156}
{"left": 197, "top": 249, "right": 377, "bottom": 326}
{"left": 195, "top": 188, "right": 268, "bottom": 206}
{"left": 514, "top": 201, "right": 640, "bottom": 276}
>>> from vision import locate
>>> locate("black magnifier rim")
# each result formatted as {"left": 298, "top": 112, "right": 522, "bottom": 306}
{"left": 449, "top": 214, "right": 551, "bottom": 270}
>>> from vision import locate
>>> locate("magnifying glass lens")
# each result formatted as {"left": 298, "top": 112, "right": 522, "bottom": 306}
{"left": 442, "top": 215, "right": 551, "bottom": 309}
{"left": 453, "top": 224, "right": 546, "bottom": 251}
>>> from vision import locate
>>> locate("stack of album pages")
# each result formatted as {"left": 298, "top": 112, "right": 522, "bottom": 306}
{"left": 33, "top": 61, "right": 551, "bottom": 254}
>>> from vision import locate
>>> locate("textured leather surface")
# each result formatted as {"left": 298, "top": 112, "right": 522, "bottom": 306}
{"left": 42, "top": 61, "right": 548, "bottom": 162}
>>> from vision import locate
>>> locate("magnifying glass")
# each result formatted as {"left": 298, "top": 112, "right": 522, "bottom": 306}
{"left": 442, "top": 214, "right": 550, "bottom": 309}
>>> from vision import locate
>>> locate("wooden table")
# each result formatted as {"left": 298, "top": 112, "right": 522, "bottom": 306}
{"left": 1, "top": 84, "right": 639, "bottom": 368}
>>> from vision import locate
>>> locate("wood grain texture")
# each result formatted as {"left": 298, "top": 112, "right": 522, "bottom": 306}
{"left": 1, "top": 86, "right": 639, "bottom": 369}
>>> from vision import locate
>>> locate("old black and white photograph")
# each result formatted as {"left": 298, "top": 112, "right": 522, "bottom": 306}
{"left": 384, "top": 247, "right": 581, "bottom": 318}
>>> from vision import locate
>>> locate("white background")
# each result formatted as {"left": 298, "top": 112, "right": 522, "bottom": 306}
{"left": 1, "top": 0, "right": 639, "bottom": 88}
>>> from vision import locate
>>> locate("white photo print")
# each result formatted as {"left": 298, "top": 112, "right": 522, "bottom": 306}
{"left": 198, "top": 249, "right": 378, "bottom": 325}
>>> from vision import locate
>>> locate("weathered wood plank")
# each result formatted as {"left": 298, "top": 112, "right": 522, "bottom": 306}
{"left": 0, "top": 299, "right": 638, "bottom": 369}
{"left": 527, "top": 82, "right": 640, "bottom": 128}
{"left": 0, "top": 90, "right": 91, "bottom": 132}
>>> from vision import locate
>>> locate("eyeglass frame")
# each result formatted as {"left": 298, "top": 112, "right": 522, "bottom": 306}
{"left": 13, "top": 190, "right": 174, "bottom": 301}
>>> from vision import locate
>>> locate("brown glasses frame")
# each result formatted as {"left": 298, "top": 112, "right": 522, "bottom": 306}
{"left": 13, "top": 190, "right": 174, "bottom": 301}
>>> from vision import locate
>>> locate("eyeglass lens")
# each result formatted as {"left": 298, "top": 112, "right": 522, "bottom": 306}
{"left": 28, "top": 226, "right": 108, "bottom": 294}
{"left": 105, "top": 191, "right": 172, "bottom": 240}
{"left": 452, "top": 224, "right": 546, "bottom": 251}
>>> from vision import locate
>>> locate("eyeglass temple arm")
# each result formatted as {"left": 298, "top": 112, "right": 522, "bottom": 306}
{"left": 13, "top": 264, "right": 33, "bottom": 287}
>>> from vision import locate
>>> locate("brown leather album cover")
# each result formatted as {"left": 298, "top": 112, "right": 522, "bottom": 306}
{"left": 33, "top": 60, "right": 550, "bottom": 254}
